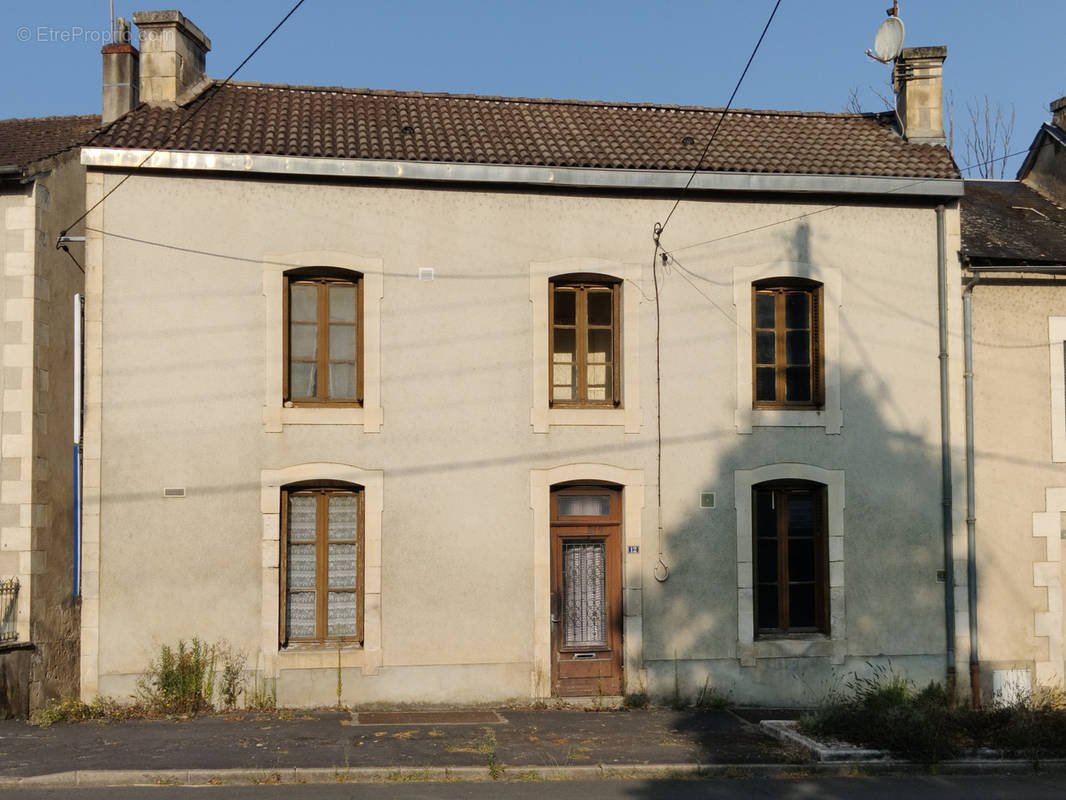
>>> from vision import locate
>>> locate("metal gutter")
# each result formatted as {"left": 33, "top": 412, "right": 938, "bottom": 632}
{"left": 936, "top": 204, "right": 957, "bottom": 695}
{"left": 80, "top": 147, "right": 965, "bottom": 198}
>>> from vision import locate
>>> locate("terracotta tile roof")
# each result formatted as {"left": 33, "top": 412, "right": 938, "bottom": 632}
{"left": 962, "top": 180, "right": 1066, "bottom": 264}
{"left": 0, "top": 114, "right": 101, "bottom": 169}
{"left": 90, "top": 82, "right": 960, "bottom": 180}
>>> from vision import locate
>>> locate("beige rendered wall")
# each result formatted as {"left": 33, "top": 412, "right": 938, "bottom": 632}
{"left": 82, "top": 171, "right": 964, "bottom": 706}
{"left": 971, "top": 283, "right": 1066, "bottom": 693}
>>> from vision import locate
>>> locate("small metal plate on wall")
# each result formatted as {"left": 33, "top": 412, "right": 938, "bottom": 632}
{"left": 700, "top": 492, "right": 716, "bottom": 509}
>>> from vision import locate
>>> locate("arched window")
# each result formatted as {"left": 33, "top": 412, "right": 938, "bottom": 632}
{"left": 752, "top": 480, "right": 828, "bottom": 635}
{"left": 280, "top": 480, "right": 364, "bottom": 645}
{"left": 284, "top": 267, "right": 362, "bottom": 405}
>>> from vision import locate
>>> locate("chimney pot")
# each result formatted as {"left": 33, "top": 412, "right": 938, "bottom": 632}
{"left": 101, "top": 18, "right": 138, "bottom": 124}
{"left": 893, "top": 46, "right": 947, "bottom": 145}
{"left": 131, "top": 10, "right": 211, "bottom": 105}
{"left": 1051, "top": 97, "right": 1066, "bottom": 131}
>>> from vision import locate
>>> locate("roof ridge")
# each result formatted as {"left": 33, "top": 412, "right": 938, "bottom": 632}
{"left": 0, "top": 113, "right": 101, "bottom": 124}
{"left": 212, "top": 80, "right": 876, "bottom": 119}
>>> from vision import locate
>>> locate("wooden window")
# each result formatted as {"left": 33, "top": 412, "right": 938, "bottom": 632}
{"left": 752, "top": 281, "right": 823, "bottom": 408}
{"left": 280, "top": 484, "right": 364, "bottom": 646}
{"left": 752, "top": 481, "right": 828, "bottom": 636}
{"left": 285, "top": 269, "right": 362, "bottom": 405}
{"left": 550, "top": 277, "right": 621, "bottom": 407}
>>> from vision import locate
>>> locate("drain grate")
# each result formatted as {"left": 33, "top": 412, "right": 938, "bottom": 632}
{"left": 352, "top": 710, "right": 506, "bottom": 726}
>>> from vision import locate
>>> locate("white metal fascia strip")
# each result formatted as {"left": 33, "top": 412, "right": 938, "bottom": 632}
{"left": 80, "top": 147, "right": 964, "bottom": 197}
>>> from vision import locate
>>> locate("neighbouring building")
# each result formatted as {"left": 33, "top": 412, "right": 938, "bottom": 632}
{"left": 960, "top": 97, "right": 1066, "bottom": 703}
{"left": 0, "top": 114, "right": 97, "bottom": 716}
{"left": 71, "top": 10, "right": 975, "bottom": 708}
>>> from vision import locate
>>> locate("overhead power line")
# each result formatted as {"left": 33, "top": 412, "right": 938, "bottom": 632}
{"left": 58, "top": 0, "right": 308, "bottom": 246}
{"left": 655, "top": 0, "right": 783, "bottom": 241}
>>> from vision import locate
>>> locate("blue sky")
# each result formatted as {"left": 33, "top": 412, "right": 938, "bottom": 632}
{"left": 2, "top": 1, "right": 1061, "bottom": 175}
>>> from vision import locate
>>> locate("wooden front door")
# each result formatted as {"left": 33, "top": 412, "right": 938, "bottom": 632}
{"left": 550, "top": 486, "right": 623, "bottom": 696}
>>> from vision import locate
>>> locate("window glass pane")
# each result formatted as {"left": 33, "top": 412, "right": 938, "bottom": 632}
{"left": 286, "top": 591, "right": 315, "bottom": 638}
{"left": 588, "top": 329, "right": 611, "bottom": 364}
{"left": 789, "top": 584, "right": 816, "bottom": 628}
{"left": 328, "top": 543, "right": 359, "bottom": 588}
{"left": 328, "top": 495, "right": 359, "bottom": 540}
{"left": 557, "top": 495, "right": 610, "bottom": 516}
{"left": 554, "top": 329, "right": 575, "bottom": 363}
{"left": 786, "top": 331, "right": 810, "bottom": 366}
{"left": 290, "top": 283, "right": 318, "bottom": 322}
{"left": 327, "top": 592, "right": 358, "bottom": 637}
{"left": 755, "top": 367, "right": 776, "bottom": 401}
{"left": 587, "top": 364, "right": 611, "bottom": 403}
{"left": 328, "top": 284, "right": 356, "bottom": 322}
{"left": 552, "top": 364, "right": 575, "bottom": 400}
{"left": 788, "top": 538, "right": 815, "bottom": 582}
{"left": 757, "top": 585, "right": 779, "bottom": 630}
{"left": 290, "top": 362, "right": 316, "bottom": 399}
{"left": 754, "top": 293, "right": 775, "bottom": 328}
{"left": 785, "top": 292, "right": 810, "bottom": 329}
{"left": 587, "top": 290, "right": 612, "bottom": 326}
{"left": 755, "top": 331, "right": 775, "bottom": 364}
{"left": 287, "top": 544, "right": 316, "bottom": 589}
{"left": 787, "top": 493, "right": 815, "bottom": 537}
{"left": 756, "top": 539, "right": 778, "bottom": 583}
{"left": 755, "top": 491, "right": 776, "bottom": 539}
{"left": 563, "top": 541, "right": 607, "bottom": 647}
{"left": 290, "top": 322, "right": 317, "bottom": 359}
{"left": 288, "top": 495, "right": 316, "bottom": 541}
{"left": 329, "top": 324, "right": 356, "bottom": 361}
{"left": 328, "top": 363, "right": 356, "bottom": 399}
{"left": 785, "top": 367, "right": 811, "bottom": 402}
{"left": 553, "top": 288, "right": 576, "bottom": 325}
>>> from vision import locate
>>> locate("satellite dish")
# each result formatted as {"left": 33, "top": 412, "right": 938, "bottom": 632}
{"left": 869, "top": 16, "right": 905, "bottom": 63}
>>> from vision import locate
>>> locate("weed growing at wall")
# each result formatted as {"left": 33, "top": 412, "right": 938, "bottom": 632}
{"left": 800, "top": 662, "right": 1066, "bottom": 763}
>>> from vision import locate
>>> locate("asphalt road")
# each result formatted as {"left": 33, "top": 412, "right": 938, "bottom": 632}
{"left": 10, "top": 776, "right": 1066, "bottom": 799}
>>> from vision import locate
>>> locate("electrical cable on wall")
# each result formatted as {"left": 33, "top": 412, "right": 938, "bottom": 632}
{"left": 651, "top": 225, "right": 669, "bottom": 582}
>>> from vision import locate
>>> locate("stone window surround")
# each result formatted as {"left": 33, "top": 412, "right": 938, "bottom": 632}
{"left": 260, "top": 463, "right": 383, "bottom": 676}
{"left": 530, "top": 463, "right": 645, "bottom": 697}
{"left": 1032, "top": 488, "right": 1065, "bottom": 689}
{"left": 1049, "top": 317, "right": 1066, "bottom": 462}
{"left": 734, "top": 463, "right": 846, "bottom": 666}
{"left": 734, "top": 261, "right": 842, "bottom": 434}
{"left": 262, "top": 251, "right": 383, "bottom": 433}
{"left": 530, "top": 258, "right": 642, "bottom": 433}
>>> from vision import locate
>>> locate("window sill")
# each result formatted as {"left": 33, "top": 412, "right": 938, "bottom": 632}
{"left": 276, "top": 644, "right": 366, "bottom": 670}
{"left": 745, "top": 636, "right": 834, "bottom": 661}
{"left": 531, "top": 406, "right": 641, "bottom": 433}
{"left": 263, "top": 404, "right": 383, "bottom": 432}
{"left": 740, "top": 407, "right": 841, "bottom": 433}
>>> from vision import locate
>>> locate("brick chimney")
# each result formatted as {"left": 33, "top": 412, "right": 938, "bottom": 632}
{"left": 131, "top": 10, "right": 211, "bottom": 105}
{"left": 101, "top": 18, "right": 139, "bottom": 124}
{"left": 1052, "top": 97, "right": 1066, "bottom": 131}
{"left": 893, "top": 46, "right": 947, "bottom": 145}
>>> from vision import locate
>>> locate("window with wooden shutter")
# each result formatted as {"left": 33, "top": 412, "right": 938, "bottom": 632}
{"left": 752, "top": 281, "right": 824, "bottom": 409}
{"left": 752, "top": 481, "right": 829, "bottom": 636}
{"left": 280, "top": 484, "right": 364, "bottom": 646}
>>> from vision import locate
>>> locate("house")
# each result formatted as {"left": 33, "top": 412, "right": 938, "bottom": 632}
{"left": 959, "top": 97, "right": 1066, "bottom": 703}
{"left": 72, "top": 10, "right": 972, "bottom": 707}
{"left": 0, "top": 113, "right": 97, "bottom": 716}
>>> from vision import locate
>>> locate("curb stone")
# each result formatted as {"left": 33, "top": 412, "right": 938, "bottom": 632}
{"left": 4, "top": 759, "right": 1066, "bottom": 787}
{"left": 760, "top": 719, "right": 891, "bottom": 762}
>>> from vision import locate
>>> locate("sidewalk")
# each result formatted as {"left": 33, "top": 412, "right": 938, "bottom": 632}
{"left": 0, "top": 706, "right": 806, "bottom": 786}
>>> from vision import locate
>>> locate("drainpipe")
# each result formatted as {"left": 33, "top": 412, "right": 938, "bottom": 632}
{"left": 936, "top": 204, "right": 957, "bottom": 696}
{"left": 963, "top": 275, "right": 980, "bottom": 707}
{"left": 73, "top": 293, "right": 84, "bottom": 598}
